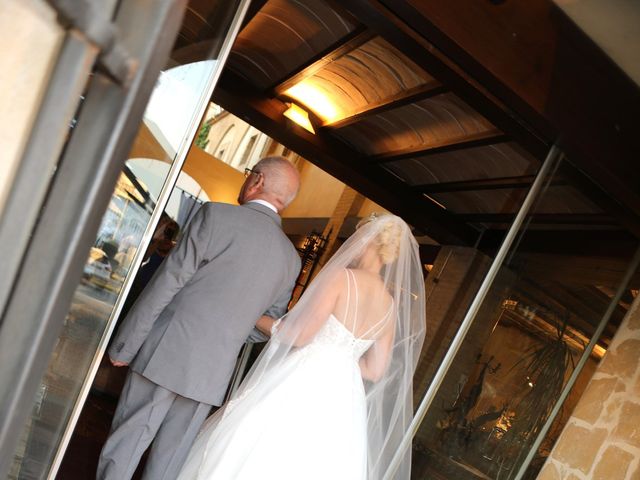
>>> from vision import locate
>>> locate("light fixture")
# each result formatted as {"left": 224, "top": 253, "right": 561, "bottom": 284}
{"left": 283, "top": 102, "right": 316, "bottom": 134}
{"left": 284, "top": 82, "right": 341, "bottom": 123}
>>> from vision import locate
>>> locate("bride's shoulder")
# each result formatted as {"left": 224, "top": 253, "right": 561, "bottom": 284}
{"left": 317, "top": 268, "right": 350, "bottom": 292}
{"left": 346, "top": 268, "right": 388, "bottom": 293}
{"left": 346, "top": 267, "right": 381, "bottom": 282}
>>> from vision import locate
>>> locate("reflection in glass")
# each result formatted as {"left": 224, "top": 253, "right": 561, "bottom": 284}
{"left": 9, "top": 60, "right": 217, "bottom": 480}
{"left": 10, "top": 167, "right": 155, "bottom": 480}
{"left": 410, "top": 156, "right": 639, "bottom": 479}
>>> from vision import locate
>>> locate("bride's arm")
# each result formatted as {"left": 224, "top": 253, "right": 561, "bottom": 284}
{"left": 253, "top": 271, "right": 344, "bottom": 340}
{"left": 359, "top": 318, "right": 395, "bottom": 382}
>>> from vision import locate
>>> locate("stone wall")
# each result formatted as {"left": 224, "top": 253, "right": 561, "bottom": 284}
{"left": 538, "top": 293, "right": 640, "bottom": 479}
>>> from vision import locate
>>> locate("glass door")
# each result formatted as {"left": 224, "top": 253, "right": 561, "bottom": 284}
{"left": 9, "top": 1, "right": 250, "bottom": 478}
{"left": 407, "top": 150, "right": 640, "bottom": 479}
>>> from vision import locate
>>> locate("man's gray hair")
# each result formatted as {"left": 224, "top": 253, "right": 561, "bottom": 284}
{"left": 254, "top": 156, "right": 300, "bottom": 208}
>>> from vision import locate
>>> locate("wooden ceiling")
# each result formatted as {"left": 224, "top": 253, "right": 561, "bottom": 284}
{"left": 173, "top": 0, "right": 639, "bottom": 257}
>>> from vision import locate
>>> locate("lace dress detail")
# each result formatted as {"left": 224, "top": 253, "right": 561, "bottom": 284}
{"left": 310, "top": 316, "right": 374, "bottom": 360}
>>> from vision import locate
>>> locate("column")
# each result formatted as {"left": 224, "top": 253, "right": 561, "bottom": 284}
{"left": 319, "top": 185, "right": 364, "bottom": 265}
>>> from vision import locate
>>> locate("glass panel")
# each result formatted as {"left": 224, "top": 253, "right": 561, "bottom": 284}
{"left": 9, "top": 2, "right": 244, "bottom": 478}
{"left": 410, "top": 155, "right": 640, "bottom": 479}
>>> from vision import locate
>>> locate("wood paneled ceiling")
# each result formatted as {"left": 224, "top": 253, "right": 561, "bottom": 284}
{"left": 175, "top": 0, "right": 640, "bottom": 256}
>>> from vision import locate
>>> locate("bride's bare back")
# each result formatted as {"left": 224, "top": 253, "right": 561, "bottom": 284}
{"left": 333, "top": 268, "right": 394, "bottom": 340}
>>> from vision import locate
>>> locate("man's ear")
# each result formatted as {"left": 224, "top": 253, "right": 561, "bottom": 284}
{"left": 245, "top": 176, "right": 263, "bottom": 198}
{"left": 252, "top": 173, "right": 265, "bottom": 193}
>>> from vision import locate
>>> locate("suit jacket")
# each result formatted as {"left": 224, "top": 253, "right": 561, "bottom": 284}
{"left": 109, "top": 202, "right": 301, "bottom": 405}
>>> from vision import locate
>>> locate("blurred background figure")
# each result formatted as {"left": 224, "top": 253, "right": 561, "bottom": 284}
{"left": 118, "top": 213, "right": 181, "bottom": 328}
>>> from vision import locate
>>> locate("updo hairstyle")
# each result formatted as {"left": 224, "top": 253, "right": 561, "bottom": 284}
{"left": 356, "top": 213, "right": 402, "bottom": 264}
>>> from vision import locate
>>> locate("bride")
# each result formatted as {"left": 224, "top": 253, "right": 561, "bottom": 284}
{"left": 177, "top": 213, "right": 426, "bottom": 480}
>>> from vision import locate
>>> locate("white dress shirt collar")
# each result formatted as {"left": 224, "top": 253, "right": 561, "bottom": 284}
{"left": 247, "top": 199, "right": 278, "bottom": 213}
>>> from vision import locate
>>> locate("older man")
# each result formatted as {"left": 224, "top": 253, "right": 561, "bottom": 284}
{"left": 98, "top": 156, "right": 301, "bottom": 480}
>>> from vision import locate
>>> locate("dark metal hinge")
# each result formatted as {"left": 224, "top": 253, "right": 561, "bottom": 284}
{"left": 46, "top": 0, "right": 137, "bottom": 86}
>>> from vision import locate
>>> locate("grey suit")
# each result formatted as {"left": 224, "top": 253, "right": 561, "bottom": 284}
{"left": 98, "top": 202, "right": 300, "bottom": 480}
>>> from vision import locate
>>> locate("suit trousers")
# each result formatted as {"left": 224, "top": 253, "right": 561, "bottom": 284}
{"left": 97, "top": 371, "right": 212, "bottom": 480}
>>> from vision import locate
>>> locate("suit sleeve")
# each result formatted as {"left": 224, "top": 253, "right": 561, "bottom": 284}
{"left": 246, "top": 327, "right": 269, "bottom": 344}
{"left": 109, "top": 204, "right": 214, "bottom": 362}
{"left": 247, "top": 254, "right": 301, "bottom": 344}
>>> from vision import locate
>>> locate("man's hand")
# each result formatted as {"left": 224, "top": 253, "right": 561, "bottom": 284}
{"left": 110, "top": 357, "right": 129, "bottom": 367}
{"left": 256, "top": 315, "right": 278, "bottom": 336}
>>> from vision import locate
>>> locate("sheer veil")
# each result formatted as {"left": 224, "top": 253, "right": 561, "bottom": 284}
{"left": 184, "top": 213, "right": 426, "bottom": 479}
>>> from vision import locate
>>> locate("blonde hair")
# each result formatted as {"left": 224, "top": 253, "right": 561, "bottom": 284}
{"left": 357, "top": 213, "right": 402, "bottom": 264}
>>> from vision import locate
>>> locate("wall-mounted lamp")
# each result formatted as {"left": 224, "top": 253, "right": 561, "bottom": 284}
{"left": 283, "top": 103, "right": 315, "bottom": 134}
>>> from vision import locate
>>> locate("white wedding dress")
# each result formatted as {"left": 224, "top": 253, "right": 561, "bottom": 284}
{"left": 177, "top": 314, "right": 374, "bottom": 480}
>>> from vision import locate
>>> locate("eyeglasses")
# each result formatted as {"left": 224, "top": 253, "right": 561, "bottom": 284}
{"left": 244, "top": 167, "right": 262, "bottom": 178}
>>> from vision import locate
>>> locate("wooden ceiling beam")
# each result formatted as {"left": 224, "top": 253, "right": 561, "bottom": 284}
{"left": 478, "top": 229, "right": 637, "bottom": 259}
{"left": 458, "top": 213, "right": 618, "bottom": 226}
{"left": 336, "top": 0, "right": 640, "bottom": 240}
{"left": 322, "top": 83, "right": 447, "bottom": 129}
{"left": 213, "top": 69, "right": 479, "bottom": 245}
{"left": 369, "top": 131, "right": 508, "bottom": 164}
{"left": 583, "top": 285, "right": 628, "bottom": 327}
{"left": 520, "top": 264, "right": 637, "bottom": 303}
{"left": 415, "top": 175, "right": 539, "bottom": 194}
{"left": 558, "top": 162, "right": 640, "bottom": 240}
{"left": 376, "top": 0, "right": 640, "bottom": 227}
{"left": 419, "top": 244, "right": 441, "bottom": 265}
{"left": 269, "top": 26, "right": 375, "bottom": 96}
{"left": 335, "top": 0, "right": 550, "bottom": 160}
{"left": 239, "top": 0, "right": 268, "bottom": 31}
